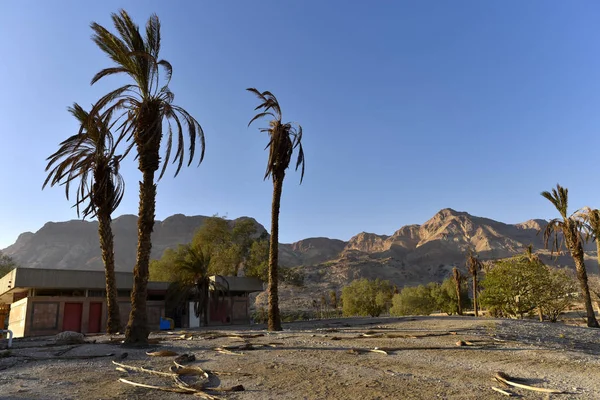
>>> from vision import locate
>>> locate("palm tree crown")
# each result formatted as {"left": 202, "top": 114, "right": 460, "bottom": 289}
{"left": 247, "top": 88, "right": 305, "bottom": 183}
{"left": 43, "top": 103, "right": 124, "bottom": 217}
{"left": 90, "top": 9, "right": 204, "bottom": 178}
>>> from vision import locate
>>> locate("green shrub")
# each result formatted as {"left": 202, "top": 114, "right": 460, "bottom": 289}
{"left": 390, "top": 284, "right": 437, "bottom": 316}
{"left": 341, "top": 278, "right": 393, "bottom": 317}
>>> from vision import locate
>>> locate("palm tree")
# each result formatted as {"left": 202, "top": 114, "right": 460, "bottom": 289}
{"left": 89, "top": 10, "right": 205, "bottom": 345}
{"left": 43, "top": 103, "right": 124, "bottom": 334}
{"left": 466, "top": 250, "right": 483, "bottom": 317}
{"left": 247, "top": 88, "right": 305, "bottom": 331}
{"left": 452, "top": 267, "right": 463, "bottom": 315}
{"left": 542, "top": 184, "right": 599, "bottom": 328}
{"left": 575, "top": 207, "right": 600, "bottom": 274}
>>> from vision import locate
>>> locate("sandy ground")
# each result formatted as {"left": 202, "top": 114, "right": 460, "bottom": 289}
{"left": 1, "top": 316, "right": 599, "bottom": 399}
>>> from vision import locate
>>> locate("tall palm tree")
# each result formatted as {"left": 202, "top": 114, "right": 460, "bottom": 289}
{"left": 542, "top": 185, "right": 599, "bottom": 328}
{"left": 466, "top": 250, "right": 483, "bottom": 317}
{"left": 89, "top": 10, "right": 205, "bottom": 345}
{"left": 43, "top": 103, "right": 124, "bottom": 334}
{"left": 452, "top": 267, "right": 463, "bottom": 315}
{"left": 247, "top": 88, "right": 305, "bottom": 331}
{"left": 575, "top": 207, "right": 600, "bottom": 274}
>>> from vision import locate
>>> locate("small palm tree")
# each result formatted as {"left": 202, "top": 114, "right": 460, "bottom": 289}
{"left": 43, "top": 103, "right": 124, "bottom": 333}
{"left": 466, "top": 250, "right": 483, "bottom": 317}
{"left": 89, "top": 10, "right": 205, "bottom": 344}
{"left": 247, "top": 88, "right": 305, "bottom": 331}
{"left": 452, "top": 267, "right": 463, "bottom": 315}
{"left": 542, "top": 184, "right": 599, "bottom": 328}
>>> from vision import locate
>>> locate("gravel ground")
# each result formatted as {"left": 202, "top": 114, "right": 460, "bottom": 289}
{"left": 1, "top": 316, "right": 599, "bottom": 399}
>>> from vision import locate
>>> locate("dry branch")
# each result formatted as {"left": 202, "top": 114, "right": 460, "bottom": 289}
{"left": 118, "top": 378, "right": 197, "bottom": 393}
{"left": 494, "top": 372, "right": 563, "bottom": 394}
{"left": 113, "top": 361, "right": 177, "bottom": 377}
{"left": 491, "top": 386, "right": 513, "bottom": 396}
{"left": 146, "top": 350, "right": 178, "bottom": 357}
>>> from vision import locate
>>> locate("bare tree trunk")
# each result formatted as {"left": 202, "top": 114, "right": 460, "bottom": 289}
{"left": 452, "top": 268, "right": 462, "bottom": 315}
{"left": 267, "top": 174, "right": 283, "bottom": 331}
{"left": 572, "top": 251, "right": 599, "bottom": 328}
{"left": 472, "top": 274, "right": 478, "bottom": 317}
{"left": 97, "top": 208, "right": 120, "bottom": 334}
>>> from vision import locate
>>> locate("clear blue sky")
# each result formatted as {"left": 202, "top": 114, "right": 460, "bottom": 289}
{"left": 1, "top": 1, "right": 600, "bottom": 249}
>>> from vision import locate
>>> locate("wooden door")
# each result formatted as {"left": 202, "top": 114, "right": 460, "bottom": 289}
{"left": 88, "top": 302, "right": 102, "bottom": 333}
{"left": 62, "top": 302, "right": 83, "bottom": 332}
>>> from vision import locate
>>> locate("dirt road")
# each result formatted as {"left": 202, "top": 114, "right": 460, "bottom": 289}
{"left": 1, "top": 316, "right": 599, "bottom": 399}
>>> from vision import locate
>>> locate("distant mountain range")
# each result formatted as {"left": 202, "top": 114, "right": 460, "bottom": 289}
{"left": 3, "top": 208, "right": 599, "bottom": 311}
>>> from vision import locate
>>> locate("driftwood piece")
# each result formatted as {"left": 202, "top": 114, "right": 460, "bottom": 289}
{"left": 118, "top": 378, "right": 197, "bottom": 393}
{"left": 347, "top": 348, "right": 388, "bottom": 355}
{"left": 213, "top": 347, "right": 245, "bottom": 356}
{"left": 494, "top": 372, "right": 563, "bottom": 394}
{"left": 113, "top": 361, "right": 177, "bottom": 377}
{"left": 146, "top": 350, "right": 178, "bottom": 357}
{"left": 491, "top": 386, "right": 513, "bottom": 396}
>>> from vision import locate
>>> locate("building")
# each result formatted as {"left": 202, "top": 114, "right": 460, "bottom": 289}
{"left": 0, "top": 268, "right": 264, "bottom": 337}
{"left": 188, "top": 275, "right": 264, "bottom": 328}
{"left": 0, "top": 268, "right": 170, "bottom": 337}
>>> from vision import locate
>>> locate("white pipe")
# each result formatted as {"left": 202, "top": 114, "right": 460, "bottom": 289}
{"left": 1, "top": 329, "right": 13, "bottom": 348}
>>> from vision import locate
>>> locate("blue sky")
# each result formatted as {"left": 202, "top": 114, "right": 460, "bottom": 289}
{"left": 1, "top": 1, "right": 600, "bottom": 249}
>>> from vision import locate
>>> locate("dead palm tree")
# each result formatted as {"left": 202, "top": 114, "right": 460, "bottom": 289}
{"left": 247, "top": 88, "right": 305, "bottom": 331}
{"left": 575, "top": 207, "right": 600, "bottom": 274}
{"left": 43, "top": 103, "right": 124, "bottom": 333}
{"left": 452, "top": 267, "right": 463, "bottom": 315}
{"left": 542, "top": 184, "right": 599, "bottom": 328}
{"left": 89, "top": 10, "right": 205, "bottom": 344}
{"left": 466, "top": 250, "right": 483, "bottom": 317}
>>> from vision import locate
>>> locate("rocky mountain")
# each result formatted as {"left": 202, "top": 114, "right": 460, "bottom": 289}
{"left": 4, "top": 208, "right": 599, "bottom": 309}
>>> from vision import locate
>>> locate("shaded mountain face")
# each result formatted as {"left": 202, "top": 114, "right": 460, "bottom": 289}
{"left": 3, "top": 209, "right": 597, "bottom": 297}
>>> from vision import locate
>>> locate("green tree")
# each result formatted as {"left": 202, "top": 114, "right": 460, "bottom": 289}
{"left": 433, "top": 278, "right": 471, "bottom": 315}
{"left": 89, "top": 10, "right": 206, "bottom": 345}
{"left": 244, "top": 239, "right": 269, "bottom": 281}
{"left": 43, "top": 104, "right": 124, "bottom": 334}
{"left": 389, "top": 284, "right": 437, "bottom": 316}
{"left": 247, "top": 88, "right": 305, "bottom": 331}
{"left": 480, "top": 255, "right": 550, "bottom": 318}
{"left": 0, "top": 251, "right": 18, "bottom": 277}
{"left": 341, "top": 278, "right": 392, "bottom": 317}
{"left": 542, "top": 184, "right": 599, "bottom": 328}
{"left": 541, "top": 268, "right": 577, "bottom": 322}
{"left": 466, "top": 250, "right": 483, "bottom": 317}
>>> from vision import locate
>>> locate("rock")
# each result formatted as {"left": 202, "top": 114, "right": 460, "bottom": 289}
{"left": 54, "top": 331, "right": 85, "bottom": 345}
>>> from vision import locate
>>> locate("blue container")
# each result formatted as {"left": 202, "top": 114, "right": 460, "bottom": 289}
{"left": 159, "top": 317, "right": 173, "bottom": 330}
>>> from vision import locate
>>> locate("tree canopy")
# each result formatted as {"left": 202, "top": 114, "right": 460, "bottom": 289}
{"left": 341, "top": 278, "right": 393, "bottom": 317}
{"left": 0, "top": 251, "right": 17, "bottom": 277}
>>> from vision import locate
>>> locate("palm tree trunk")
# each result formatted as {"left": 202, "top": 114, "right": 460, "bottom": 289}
{"left": 455, "top": 280, "right": 462, "bottom": 315}
{"left": 124, "top": 167, "right": 156, "bottom": 344}
{"left": 472, "top": 274, "right": 478, "bottom": 317}
{"left": 572, "top": 251, "right": 599, "bottom": 328}
{"left": 268, "top": 174, "right": 283, "bottom": 331}
{"left": 97, "top": 208, "right": 120, "bottom": 334}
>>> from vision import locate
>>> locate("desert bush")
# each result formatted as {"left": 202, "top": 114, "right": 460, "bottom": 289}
{"left": 389, "top": 284, "right": 436, "bottom": 316}
{"left": 480, "top": 255, "right": 576, "bottom": 321}
{"left": 341, "top": 278, "right": 393, "bottom": 317}
{"left": 389, "top": 279, "right": 470, "bottom": 316}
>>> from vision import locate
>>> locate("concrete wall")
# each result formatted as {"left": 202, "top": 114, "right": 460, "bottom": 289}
{"left": 8, "top": 296, "right": 165, "bottom": 338}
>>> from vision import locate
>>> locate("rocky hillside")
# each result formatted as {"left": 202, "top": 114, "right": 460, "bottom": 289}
{"left": 4, "top": 208, "right": 599, "bottom": 307}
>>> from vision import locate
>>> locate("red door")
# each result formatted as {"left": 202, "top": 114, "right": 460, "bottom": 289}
{"left": 63, "top": 303, "right": 83, "bottom": 332}
{"left": 88, "top": 302, "right": 103, "bottom": 333}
